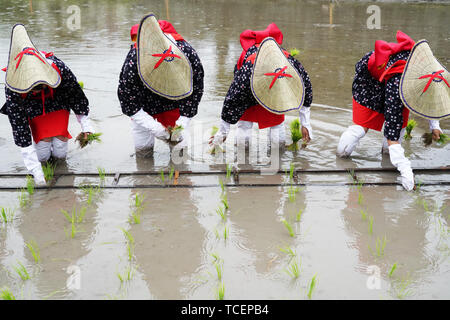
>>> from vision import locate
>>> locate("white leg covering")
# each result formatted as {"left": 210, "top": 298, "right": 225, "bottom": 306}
{"left": 269, "top": 123, "right": 286, "bottom": 145}
{"left": 131, "top": 118, "right": 155, "bottom": 152}
{"left": 51, "top": 138, "right": 68, "bottom": 159}
{"left": 337, "top": 125, "right": 366, "bottom": 157}
{"left": 236, "top": 120, "right": 253, "bottom": 146}
{"left": 389, "top": 144, "right": 414, "bottom": 191}
{"left": 35, "top": 140, "right": 52, "bottom": 162}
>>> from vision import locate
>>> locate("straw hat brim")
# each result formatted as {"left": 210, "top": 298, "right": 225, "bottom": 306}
{"left": 251, "top": 37, "right": 305, "bottom": 114}
{"left": 5, "top": 24, "right": 60, "bottom": 93}
{"left": 400, "top": 39, "right": 450, "bottom": 120}
{"left": 137, "top": 13, "right": 193, "bottom": 100}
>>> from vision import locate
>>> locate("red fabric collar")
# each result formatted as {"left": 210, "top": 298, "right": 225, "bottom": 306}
{"left": 368, "top": 30, "right": 415, "bottom": 81}
{"left": 237, "top": 23, "right": 283, "bottom": 70}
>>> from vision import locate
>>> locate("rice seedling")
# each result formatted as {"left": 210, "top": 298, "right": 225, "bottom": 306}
{"left": 168, "top": 167, "right": 175, "bottom": 180}
{"left": 360, "top": 209, "right": 368, "bottom": 221}
{"left": 42, "top": 162, "right": 56, "bottom": 183}
{"left": 97, "top": 167, "right": 106, "bottom": 184}
{"left": 81, "top": 185, "right": 101, "bottom": 205}
{"left": 1, "top": 207, "right": 15, "bottom": 223}
{"left": 12, "top": 261, "right": 31, "bottom": 281}
{"left": 279, "top": 245, "right": 297, "bottom": 260}
{"left": 357, "top": 178, "right": 364, "bottom": 192}
{"left": 436, "top": 133, "right": 449, "bottom": 145}
{"left": 129, "top": 209, "right": 141, "bottom": 225}
{"left": 0, "top": 287, "right": 15, "bottom": 300}
{"left": 284, "top": 258, "right": 301, "bottom": 279}
{"left": 219, "top": 179, "right": 225, "bottom": 194}
{"left": 287, "top": 119, "right": 303, "bottom": 151}
{"left": 290, "top": 48, "right": 300, "bottom": 57}
{"left": 61, "top": 206, "right": 87, "bottom": 224}
{"left": 223, "top": 226, "right": 228, "bottom": 240}
{"left": 76, "top": 132, "right": 102, "bottom": 148}
{"left": 213, "top": 228, "right": 220, "bottom": 240}
{"left": 216, "top": 282, "right": 225, "bottom": 300}
{"left": 117, "top": 265, "right": 135, "bottom": 283}
{"left": 121, "top": 228, "right": 135, "bottom": 261}
{"left": 307, "top": 273, "right": 318, "bottom": 300}
{"left": 160, "top": 169, "right": 165, "bottom": 183}
{"left": 391, "top": 277, "right": 413, "bottom": 299}
{"left": 287, "top": 185, "right": 299, "bottom": 203}
{"left": 388, "top": 263, "right": 397, "bottom": 278}
{"left": 221, "top": 193, "right": 229, "bottom": 210}
{"left": 26, "top": 175, "right": 35, "bottom": 195}
{"left": 133, "top": 193, "right": 145, "bottom": 209}
{"left": 211, "top": 126, "right": 219, "bottom": 136}
{"left": 214, "top": 261, "right": 223, "bottom": 281}
{"left": 18, "top": 188, "right": 30, "bottom": 208}
{"left": 368, "top": 215, "right": 374, "bottom": 235}
{"left": 404, "top": 119, "right": 417, "bottom": 140}
{"left": 296, "top": 209, "right": 303, "bottom": 222}
{"left": 216, "top": 206, "right": 227, "bottom": 222}
{"left": 78, "top": 81, "right": 84, "bottom": 89}
{"left": 369, "top": 235, "right": 388, "bottom": 258}
{"left": 289, "top": 162, "right": 295, "bottom": 182}
{"left": 226, "top": 163, "right": 232, "bottom": 180}
{"left": 357, "top": 191, "right": 364, "bottom": 205}
{"left": 281, "top": 218, "right": 295, "bottom": 237}
{"left": 210, "top": 252, "right": 221, "bottom": 263}
{"left": 25, "top": 240, "right": 41, "bottom": 264}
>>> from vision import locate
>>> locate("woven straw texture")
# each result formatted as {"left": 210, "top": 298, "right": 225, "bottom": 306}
{"left": 137, "top": 13, "right": 192, "bottom": 100}
{"left": 400, "top": 40, "right": 450, "bottom": 120}
{"left": 251, "top": 37, "right": 304, "bottom": 114}
{"left": 6, "top": 24, "right": 60, "bottom": 93}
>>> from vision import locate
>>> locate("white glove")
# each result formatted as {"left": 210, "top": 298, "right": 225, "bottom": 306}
{"left": 212, "top": 119, "right": 230, "bottom": 146}
{"left": 299, "top": 107, "right": 313, "bottom": 140}
{"left": 171, "top": 115, "right": 191, "bottom": 142}
{"left": 389, "top": 144, "right": 414, "bottom": 191}
{"left": 21, "top": 145, "right": 46, "bottom": 185}
{"left": 428, "top": 119, "right": 441, "bottom": 132}
{"left": 337, "top": 125, "right": 366, "bottom": 157}
{"left": 76, "top": 114, "right": 95, "bottom": 133}
{"left": 131, "top": 109, "right": 170, "bottom": 140}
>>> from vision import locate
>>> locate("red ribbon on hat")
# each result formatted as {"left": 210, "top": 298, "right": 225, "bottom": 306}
{"left": 368, "top": 30, "right": 415, "bottom": 81}
{"left": 158, "top": 20, "right": 184, "bottom": 41}
{"left": 237, "top": 23, "right": 283, "bottom": 70}
{"left": 14, "top": 47, "right": 46, "bottom": 69}
{"left": 419, "top": 70, "right": 449, "bottom": 93}
{"left": 264, "top": 66, "right": 292, "bottom": 89}
{"left": 151, "top": 45, "right": 181, "bottom": 69}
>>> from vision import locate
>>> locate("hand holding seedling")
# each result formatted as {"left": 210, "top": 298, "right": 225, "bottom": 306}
{"left": 431, "top": 129, "right": 443, "bottom": 141}
{"left": 76, "top": 132, "right": 102, "bottom": 148}
{"left": 301, "top": 126, "right": 311, "bottom": 143}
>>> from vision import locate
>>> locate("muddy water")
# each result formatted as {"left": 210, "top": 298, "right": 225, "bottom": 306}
{"left": 0, "top": 0, "right": 449, "bottom": 300}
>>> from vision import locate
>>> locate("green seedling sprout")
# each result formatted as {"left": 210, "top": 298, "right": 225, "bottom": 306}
{"left": 169, "top": 167, "right": 175, "bottom": 181}
{"left": 279, "top": 246, "right": 297, "bottom": 261}
{"left": 219, "top": 179, "right": 225, "bottom": 194}
{"left": 213, "top": 227, "right": 220, "bottom": 240}
{"left": 287, "top": 119, "right": 302, "bottom": 151}
{"left": 284, "top": 258, "right": 301, "bottom": 279}
{"left": 290, "top": 48, "right": 300, "bottom": 57}
{"left": 210, "top": 252, "right": 221, "bottom": 263}
{"left": 369, "top": 235, "right": 388, "bottom": 258}
{"left": 216, "top": 206, "right": 227, "bottom": 222}
{"left": 221, "top": 193, "right": 229, "bottom": 210}
{"left": 26, "top": 175, "right": 35, "bottom": 195}
{"left": 18, "top": 188, "right": 30, "bottom": 208}
{"left": 78, "top": 81, "right": 84, "bottom": 89}
{"left": 76, "top": 132, "right": 103, "bottom": 148}
{"left": 216, "top": 282, "right": 225, "bottom": 300}
{"left": 281, "top": 218, "right": 295, "bottom": 237}
{"left": 211, "top": 126, "right": 219, "bottom": 136}
{"left": 25, "top": 240, "right": 41, "bottom": 264}
{"left": 160, "top": 169, "right": 165, "bottom": 183}
{"left": 97, "top": 167, "right": 106, "bottom": 184}
{"left": 392, "top": 277, "right": 413, "bottom": 299}
{"left": 437, "top": 133, "right": 449, "bottom": 145}
{"left": 42, "top": 162, "right": 55, "bottom": 183}
{"left": 289, "top": 162, "right": 295, "bottom": 182}
{"left": 360, "top": 209, "right": 368, "bottom": 221}
{"left": 404, "top": 119, "right": 417, "bottom": 140}
{"left": 226, "top": 164, "right": 232, "bottom": 180}
{"left": 368, "top": 215, "right": 374, "bottom": 235}
{"left": 0, "top": 287, "right": 15, "bottom": 300}
{"left": 358, "top": 191, "right": 364, "bottom": 205}
{"left": 81, "top": 185, "right": 101, "bottom": 205}
{"left": 13, "top": 261, "right": 31, "bottom": 281}
{"left": 121, "top": 228, "right": 135, "bottom": 261}
{"left": 388, "top": 263, "right": 397, "bottom": 278}
{"left": 296, "top": 209, "right": 303, "bottom": 222}
{"left": 117, "top": 265, "right": 135, "bottom": 283}
{"left": 307, "top": 273, "right": 318, "bottom": 299}
{"left": 214, "top": 261, "right": 223, "bottom": 281}
{"left": 223, "top": 226, "right": 228, "bottom": 241}
{"left": 287, "top": 185, "right": 299, "bottom": 203}
{"left": 1, "top": 207, "right": 15, "bottom": 223}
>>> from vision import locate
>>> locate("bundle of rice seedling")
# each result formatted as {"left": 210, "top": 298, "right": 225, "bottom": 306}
{"left": 78, "top": 81, "right": 84, "bottom": 90}
{"left": 404, "top": 119, "right": 416, "bottom": 140}
{"left": 209, "top": 126, "right": 224, "bottom": 155}
{"left": 287, "top": 119, "right": 302, "bottom": 151}
{"left": 290, "top": 48, "right": 300, "bottom": 57}
{"left": 421, "top": 132, "right": 448, "bottom": 146}
{"left": 76, "top": 132, "right": 102, "bottom": 148}
{"left": 168, "top": 125, "right": 183, "bottom": 143}
{"left": 437, "top": 133, "right": 449, "bottom": 145}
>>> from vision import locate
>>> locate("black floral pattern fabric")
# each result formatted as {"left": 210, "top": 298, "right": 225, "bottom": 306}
{"left": 1, "top": 55, "right": 89, "bottom": 147}
{"left": 117, "top": 40, "right": 204, "bottom": 118}
{"left": 352, "top": 50, "right": 411, "bottom": 141}
{"left": 221, "top": 45, "right": 313, "bottom": 124}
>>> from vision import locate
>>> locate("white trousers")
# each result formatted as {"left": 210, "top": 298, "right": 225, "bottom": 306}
{"left": 235, "top": 120, "right": 286, "bottom": 145}
{"left": 35, "top": 137, "right": 68, "bottom": 162}
{"left": 131, "top": 118, "right": 155, "bottom": 151}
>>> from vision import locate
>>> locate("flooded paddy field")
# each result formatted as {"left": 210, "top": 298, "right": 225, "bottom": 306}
{"left": 0, "top": 0, "right": 449, "bottom": 300}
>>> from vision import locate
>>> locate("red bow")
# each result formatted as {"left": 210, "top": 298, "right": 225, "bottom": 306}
{"left": 14, "top": 47, "right": 46, "bottom": 69}
{"left": 237, "top": 23, "right": 283, "bottom": 70}
{"left": 151, "top": 45, "right": 181, "bottom": 69}
{"left": 264, "top": 66, "right": 292, "bottom": 89}
{"left": 419, "top": 70, "right": 449, "bottom": 93}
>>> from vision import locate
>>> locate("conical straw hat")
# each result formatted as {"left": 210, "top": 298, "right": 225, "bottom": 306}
{"left": 400, "top": 40, "right": 450, "bottom": 120}
{"left": 137, "top": 13, "right": 193, "bottom": 100}
{"left": 251, "top": 37, "right": 305, "bottom": 114}
{"left": 5, "top": 24, "right": 60, "bottom": 93}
